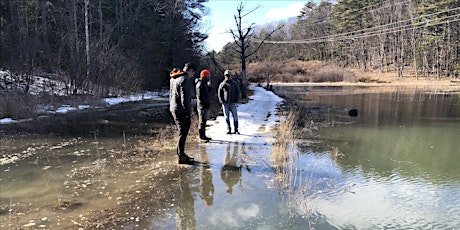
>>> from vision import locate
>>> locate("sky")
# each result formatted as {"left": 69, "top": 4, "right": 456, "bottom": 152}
{"left": 202, "top": 0, "right": 305, "bottom": 52}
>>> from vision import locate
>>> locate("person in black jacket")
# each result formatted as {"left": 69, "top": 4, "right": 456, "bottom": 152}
{"left": 196, "top": 69, "right": 212, "bottom": 141}
{"left": 169, "top": 63, "right": 196, "bottom": 164}
{"left": 218, "top": 70, "right": 240, "bottom": 134}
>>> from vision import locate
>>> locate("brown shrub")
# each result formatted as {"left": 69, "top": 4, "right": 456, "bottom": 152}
{"left": 0, "top": 93, "right": 35, "bottom": 119}
{"left": 247, "top": 60, "right": 363, "bottom": 83}
{"left": 311, "top": 66, "right": 344, "bottom": 82}
{"left": 248, "top": 60, "right": 323, "bottom": 83}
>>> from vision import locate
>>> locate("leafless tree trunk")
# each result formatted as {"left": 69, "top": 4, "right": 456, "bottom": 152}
{"left": 85, "top": 0, "right": 90, "bottom": 90}
{"left": 229, "top": 2, "right": 283, "bottom": 99}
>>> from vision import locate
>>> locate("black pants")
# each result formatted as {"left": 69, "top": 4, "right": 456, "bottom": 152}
{"left": 171, "top": 112, "right": 191, "bottom": 156}
{"left": 197, "top": 107, "right": 208, "bottom": 132}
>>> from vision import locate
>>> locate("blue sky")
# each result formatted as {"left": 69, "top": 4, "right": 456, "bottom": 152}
{"left": 202, "top": 0, "right": 305, "bottom": 52}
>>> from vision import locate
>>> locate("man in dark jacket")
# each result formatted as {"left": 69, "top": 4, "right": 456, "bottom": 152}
{"left": 169, "top": 63, "right": 196, "bottom": 164}
{"left": 218, "top": 70, "right": 240, "bottom": 134}
{"left": 196, "top": 69, "right": 212, "bottom": 141}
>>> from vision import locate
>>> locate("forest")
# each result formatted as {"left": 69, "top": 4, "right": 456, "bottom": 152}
{"left": 219, "top": 0, "right": 460, "bottom": 81}
{"left": 0, "top": 0, "right": 208, "bottom": 95}
{"left": 1, "top": 0, "right": 460, "bottom": 96}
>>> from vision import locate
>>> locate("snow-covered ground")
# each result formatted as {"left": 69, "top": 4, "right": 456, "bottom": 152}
{"left": 0, "top": 70, "right": 167, "bottom": 124}
{"left": 205, "top": 85, "right": 284, "bottom": 144}
{"left": 0, "top": 92, "right": 164, "bottom": 124}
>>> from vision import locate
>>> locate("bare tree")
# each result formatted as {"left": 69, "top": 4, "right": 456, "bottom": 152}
{"left": 228, "top": 2, "right": 283, "bottom": 99}
{"left": 84, "top": 0, "right": 90, "bottom": 89}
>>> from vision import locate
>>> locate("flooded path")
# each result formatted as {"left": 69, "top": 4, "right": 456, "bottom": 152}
{"left": 1, "top": 86, "right": 294, "bottom": 229}
{"left": 2, "top": 84, "right": 459, "bottom": 229}
{"left": 150, "top": 86, "right": 293, "bottom": 229}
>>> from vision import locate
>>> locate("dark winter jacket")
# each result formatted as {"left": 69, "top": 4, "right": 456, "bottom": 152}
{"left": 169, "top": 69, "right": 191, "bottom": 115}
{"left": 218, "top": 79, "right": 240, "bottom": 104}
{"left": 195, "top": 78, "right": 211, "bottom": 109}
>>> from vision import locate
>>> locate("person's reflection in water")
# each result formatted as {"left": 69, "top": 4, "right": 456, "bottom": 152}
{"left": 220, "top": 142, "right": 242, "bottom": 194}
{"left": 176, "top": 170, "right": 196, "bottom": 230}
{"left": 199, "top": 145, "right": 214, "bottom": 206}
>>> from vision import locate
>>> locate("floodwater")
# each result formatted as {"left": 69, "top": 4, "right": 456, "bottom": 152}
{"left": 273, "top": 85, "right": 460, "bottom": 229}
{"left": 1, "top": 85, "right": 459, "bottom": 229}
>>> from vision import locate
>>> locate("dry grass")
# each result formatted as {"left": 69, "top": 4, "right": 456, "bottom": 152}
{"left": 0, "top": 91, "right": 107, "bottom": 120}
{"left": 271, "top": 109, "right": 298, "bottom": 165}
{"left": 0, "top": 92, "right": 35, "bottom": 119}
{"left": 248, "top": 61, "right": 356, "bottom": 83}
{"left": 311, "top": 66, "right": 345, "bottom": 82}
{"left": 150, "top": 125, "right": 177, "bottom": 149}
{"left": 247, "top": 60, "right": 460, "bottom": 91}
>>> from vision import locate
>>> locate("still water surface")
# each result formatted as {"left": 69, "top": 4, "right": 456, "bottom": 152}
{"left": 1, "top": 85, "right": 459, "bottom": 229}
{"left": 274, "top": 85, "right": 460, "bottom": 229}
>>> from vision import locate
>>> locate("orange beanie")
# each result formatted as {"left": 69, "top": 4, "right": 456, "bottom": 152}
{"left": 170, "top": 68, "right": 185, "bottom": 77}
{"left": 200, "top": 69, "right": 211, "bottom": 78}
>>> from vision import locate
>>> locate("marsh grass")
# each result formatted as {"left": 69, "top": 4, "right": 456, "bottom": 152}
{"left": 141, "top": 112, "right": 201, "bottom": 153}
{"left": 271, "top": 108, "right": 300, "bottom": 192}
{"left": 311, "top": 66, "right": 345, "bottom": 82}
{"left": 149, "top": 125, "right": 176, "bottom": 150}
{"left": 328, "top": 145, "right": 345, "bottom": 162}
{"left": 0, "top": 91, "right": 106, "bottom": 120}
{"left": 271, "top": 109, "right": 298, "bottom": 165}
{"left": 0, "top": 93, "right": 35, "bottom": 119}
{"left": 248, "top": 61, "right": 361, "bottom": 83}
{"left": 271, "top": 108, "right": 319, "bottom": 226}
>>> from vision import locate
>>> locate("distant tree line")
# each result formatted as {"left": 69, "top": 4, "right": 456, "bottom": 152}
{"left": 0, "top": 0, "right": 208, "bottom": 95}
{"left": 3, "top": 0, "right": 458, "bottom": 97}
{"left": 218, "top": 0, "right": 460, "bottom": 80}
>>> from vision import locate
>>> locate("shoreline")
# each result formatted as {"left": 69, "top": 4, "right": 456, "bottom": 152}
{"left": 269, "top": 78, "right": 460, "bottom": 91}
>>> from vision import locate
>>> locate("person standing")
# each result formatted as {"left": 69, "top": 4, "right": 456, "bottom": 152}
{"left": 218, "top": 70, "right": 240, "bottom": 134}
{"left": 196, "top": 69, "right": 212, "bottom": 141}
{"left": 169, "top": 63, "right": 197, "bottom": 164}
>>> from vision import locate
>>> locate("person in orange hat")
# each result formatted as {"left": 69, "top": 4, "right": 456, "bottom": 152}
{"left": 196, "top": 69, "right": 212, "bottom": 141}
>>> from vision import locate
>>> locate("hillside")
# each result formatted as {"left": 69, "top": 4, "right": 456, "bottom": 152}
{"left": 244, "top": 60, "right": 460, "bottom": 91}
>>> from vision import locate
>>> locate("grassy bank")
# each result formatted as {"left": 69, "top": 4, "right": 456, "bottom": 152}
{"left": 246, "top": 60, "right": 460, "bottom": 90}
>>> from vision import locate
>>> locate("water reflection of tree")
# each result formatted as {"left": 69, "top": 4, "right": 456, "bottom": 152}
{"left": 220, "top": 143, "right": 242, "bottom": 194}
{"left": 199, "top": 145, "right": 214, "bottom": 206}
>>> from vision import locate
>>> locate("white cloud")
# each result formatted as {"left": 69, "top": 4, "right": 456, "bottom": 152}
{"left": 265, "top": 2, "right": 304, "bottom": 19}
{"left": 205, "top": 32, "right": 233, "bottom": 52}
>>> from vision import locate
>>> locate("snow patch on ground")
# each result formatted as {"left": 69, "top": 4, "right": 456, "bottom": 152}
{"left": 206, "top": 85, "right": 284, "bottom": 143}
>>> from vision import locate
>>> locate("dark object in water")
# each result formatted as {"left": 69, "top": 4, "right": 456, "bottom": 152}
{"left": 349, "top": 109, "right": 358, "bottom": 117}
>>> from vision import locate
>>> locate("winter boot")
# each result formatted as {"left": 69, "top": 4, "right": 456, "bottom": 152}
{"left": 178, "top": 154, "right": 194, "bottom": 165}
{"left": 199, "top": 129, "right": 211, "bottom": 141}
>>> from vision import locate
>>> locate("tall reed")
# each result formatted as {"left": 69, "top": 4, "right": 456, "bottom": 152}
{"left": 271, "top": 109, "right": 298, "bottom": 165}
